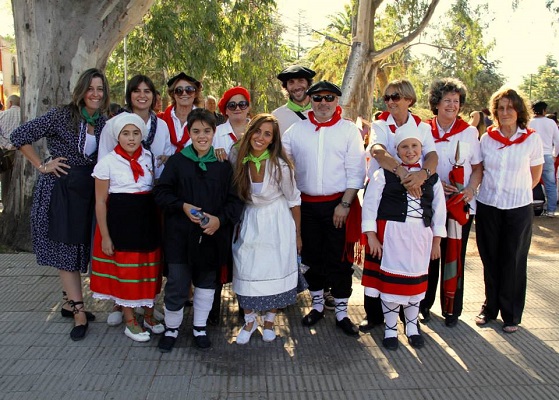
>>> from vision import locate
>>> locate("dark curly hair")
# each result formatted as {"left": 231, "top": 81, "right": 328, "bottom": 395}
{"left": 428, "top": 78, "right": 467, "bottom": 115}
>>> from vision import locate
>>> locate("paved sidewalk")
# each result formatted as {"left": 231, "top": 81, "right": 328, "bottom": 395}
{"left": 1, "top": 232, "right": 558, "bottom": 400}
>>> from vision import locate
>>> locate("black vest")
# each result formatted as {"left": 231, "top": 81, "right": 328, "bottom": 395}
{"left": 377, "top": 169, "right": 438, "bottom": 227}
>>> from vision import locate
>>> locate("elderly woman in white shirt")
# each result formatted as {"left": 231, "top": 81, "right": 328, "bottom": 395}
{"left": 475, "top": 88, "right": 543, "bottom": 334}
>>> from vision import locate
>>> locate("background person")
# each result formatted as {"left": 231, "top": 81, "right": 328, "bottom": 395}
{"left": 0, "top": 94, "right": 21, "bottom": 204}
{"left": 10, "top": 68, "right": 109, "bottom": 341}
{"left": 421, "top": 78, "right": 482, "bottom": 327}
{"left": 475, "top": 88, "right": 543, "bottom": 334}
{"left": 205, "top": 95, "right": 226, "bottom": 126}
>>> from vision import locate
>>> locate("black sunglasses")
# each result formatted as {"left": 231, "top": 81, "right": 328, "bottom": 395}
{"left": 383, "top": 92, "right": 402, "bottom": 102}
{"left": 174, "top": 86, "right": 197, "bottom": 96}
{"left": 226, "top": 101, "right": 249, "bottom": 111}
{"left": 311, "top": 94, "right": 336, "bottom": 103}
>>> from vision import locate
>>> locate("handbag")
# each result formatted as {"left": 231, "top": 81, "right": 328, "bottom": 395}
{"left": 0, "top": 148, "right": 15, "bottom": 173}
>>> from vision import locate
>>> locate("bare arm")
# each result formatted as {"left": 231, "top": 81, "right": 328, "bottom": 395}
{"left": 531, "top": 164, "right": 543, "bottom": 189}
{"left": 19, "top": 144, "right": 70, "bottom": 177}
{"left": 94, "top": 179, "right": 113, "bottom": 256}
{"left": 290, "top": 205, "right": 302, "bottom": 253}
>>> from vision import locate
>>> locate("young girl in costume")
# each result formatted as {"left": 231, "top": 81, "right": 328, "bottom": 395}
{"left": 91, "top": 113, "right": 164, "bottom": 342}
{"left": 231, "top": 113, "right": 301, "bottom": 344}
{"left": 361, "top": 124, "right": 446, "bottom": 350}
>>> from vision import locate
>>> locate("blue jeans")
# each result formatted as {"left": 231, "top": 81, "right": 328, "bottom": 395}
{"left": 542, "top": 154, "right": 557, "bottom": 213}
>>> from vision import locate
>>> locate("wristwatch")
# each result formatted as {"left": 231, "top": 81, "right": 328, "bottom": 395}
{"left": 340, "top": 201, "right": 351, "bottom": 208}
{"left": 422, "top": 167, "right": 431, "bottom": 178}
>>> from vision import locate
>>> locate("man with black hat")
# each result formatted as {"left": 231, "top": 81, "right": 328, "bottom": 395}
{"left": 282, "top": 81, "right": 366, "bottom": 336}
{"left": 159, "top": 72, "right": 203, "bottom": 153}
{"left": 272, "top": 65, "right": 316, "bottom": 135}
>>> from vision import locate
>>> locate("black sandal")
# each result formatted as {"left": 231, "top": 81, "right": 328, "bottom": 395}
{"left": 61, "top": 291, "right": 95, "bottom": 321}
{"left": 68, "top": 300, "right": 89, "bottom": 341}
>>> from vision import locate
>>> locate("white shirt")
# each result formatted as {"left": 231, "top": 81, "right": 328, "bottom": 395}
{"left": 168, "top": 106, "right": 194, "bottom": 152}
{"left": 367, "top": 112, "right": 436, "bottom": 175}
{"left": 362, "top": 166, "right": 447, "bottom": 238}
{"left": 213, "top": 120, "right": 239, "bottom": 154}
{"left": 272, "top": 104, "right": 311, "bottom": 135}
{"left": 98, "top": 114, "right": 173, "bottom": 179}
{"left": 433, "top": 121, "right": 482, "bottom": 214}
{"left": 477, "top": 127, "right": 544, "bottom": 209}
{"left": 93, "top": 148, "right": 154, "bottom": 193}
{"left": 528, "top": 116, "right": 559, "bottom": 155}
{"left": 282, "top": 117, "right": 366, "bottom": 195}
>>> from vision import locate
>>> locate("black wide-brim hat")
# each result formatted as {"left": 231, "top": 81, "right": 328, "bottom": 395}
{"left": 167, "top": 72, "right": 202, "bottom": 89}
{"left": 306, "top": 80, "right": 342, "bottom": 96}
{"left": 277, "top": 65, "right": 316, "bottom": 82}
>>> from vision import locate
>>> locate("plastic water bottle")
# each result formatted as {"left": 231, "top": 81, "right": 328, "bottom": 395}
{"left": 190, "top": 209, "right": 209, "bottom": 226}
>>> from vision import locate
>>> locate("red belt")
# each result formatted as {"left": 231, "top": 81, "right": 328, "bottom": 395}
{"left": 301, "top": 192, "right": 344, "bottom": 203}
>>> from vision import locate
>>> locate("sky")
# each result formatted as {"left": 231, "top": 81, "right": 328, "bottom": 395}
{"left": 1, "top": 0, "right": 558, "bottom": 87}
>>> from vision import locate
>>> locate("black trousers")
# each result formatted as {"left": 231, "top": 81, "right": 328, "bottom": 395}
{"left": 475, "top": 202, "right": 533, "bottom": 326}
{"left": 301, "top": 199, "right": 354, "bottom": 299}
{"left": 421, "top": 215, "right": 474, "bottom": 317}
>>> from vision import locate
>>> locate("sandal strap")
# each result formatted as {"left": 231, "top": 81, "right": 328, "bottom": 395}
{"left": 68, "top": 300, "right": 85, "bottom": 315}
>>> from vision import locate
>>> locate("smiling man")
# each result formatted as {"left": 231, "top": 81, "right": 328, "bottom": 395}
{"left": 272, "top": 65, "right": 316, "bottom": 135}
{"left": 282, "top": 81, "right": 366, "bottom": 337}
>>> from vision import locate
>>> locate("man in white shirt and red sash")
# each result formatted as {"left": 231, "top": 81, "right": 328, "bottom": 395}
{"left": 282, "top": 81, "right": 366, "bottom": 336}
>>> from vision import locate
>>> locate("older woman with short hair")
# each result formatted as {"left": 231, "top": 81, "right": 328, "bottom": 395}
{"left": 475, "top": 88, "right": 543, "bottom": 333}
{"left": 420, "top": 78, "right": 482, "bottom": 327}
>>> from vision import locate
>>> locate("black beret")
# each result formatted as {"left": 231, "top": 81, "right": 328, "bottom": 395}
{"left": 277, "top": 65, "right": 316, "bottom": 82}
{"left": 167, "top": 72, "right": 202, "bottom": 89}
{"left": 306, "top": 80, "right": 342, "bottom": 96}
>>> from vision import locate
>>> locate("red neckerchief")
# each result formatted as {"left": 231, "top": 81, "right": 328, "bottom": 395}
{"left": 401, "top": 162, "right": 420, "bottom": 170}
{"left": 228, "top": 132, "right": 238, "bottom": 143}
{"left": 377, "top": 111, "right": 422, "bottom": 133}
{"left": 160, "top": 105, "right": 190, "bottom": 153}
{"left": 486, "top": 126, "right": 534, "bottom": 149}
{"left": 428, "top": 117, "right": 471, "bottom": 143}
{"left": 308, "top": 105, "right": 342, "bottom": 131}
{"left": 114, "top": 144, "right": 145, "bottom": 182}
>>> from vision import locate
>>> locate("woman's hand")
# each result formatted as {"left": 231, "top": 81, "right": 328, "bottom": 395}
{"left": 156, "top": 155, "right": 169, "bottom": 168}
{"left": 296, "top": 234, "right": 302, "bottom": 254}
{"left": 101, "top": 236, "right": 114, "bottom": 256}
{"left": 442, "top": 182, "right": 459, "bottom": 196}
{"left": 430, "top": 237, "right": 442, "bottom": 260}
{"left": 214, "top": 148, "right": 228, "bottom": 162}
{"left": 401, "top": 171, "right": 426, "bottom": 198}
{"left": 43, "top": 157, "right": 70, "bottom": 177}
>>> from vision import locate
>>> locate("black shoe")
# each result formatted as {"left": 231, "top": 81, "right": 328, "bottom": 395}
{"left": 207, "top": 311, "right": 219, "bottom": 326}
{"left": 193, "top": 334, "right": 211, "bottom": 349}
{"left": 382, "top": 337, "right": 399, "bottom": 350}
{"left": 408, "top": 334, "right": 425, "bottom": 348}
{"left": 445, "top": 315, "right": 458, "bottom": 327}
{"left": 61, "top": 307, "right": 96, "bottom": 321}
{"left": 420, "top": 308, "right": 431, "bottom": 323}
{"left": 336, "top": 317, "right": 359, "bottom": 336}
{"left": 158, "top": 330, "right": 177, "bottom": 353}
{"left": 70, "top": 322, "right": 88, "bottom": 341}
{"left": 301, "top": 309, "right": 324, "bottom": 326}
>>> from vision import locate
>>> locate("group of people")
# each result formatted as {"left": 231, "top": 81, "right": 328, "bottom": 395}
{"left": 7, "top": 63, "right": 545, "bottom": 352}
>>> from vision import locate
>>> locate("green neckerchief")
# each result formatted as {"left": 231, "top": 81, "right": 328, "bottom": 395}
{"left": 286, "top": 99, "right": 312, "bottom": 113}
{"left": 181, "top": 144, "right": 217, "bottom": 171}
{"left": 242, "top": 149, "right": 270, "bottom": 173}
{"left": 80, "top": 107, "right": 101, "bottom": 126}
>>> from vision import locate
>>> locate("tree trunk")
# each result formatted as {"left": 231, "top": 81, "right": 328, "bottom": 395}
{"left": 0, "top": 0, "right": 154, "bottom": 250}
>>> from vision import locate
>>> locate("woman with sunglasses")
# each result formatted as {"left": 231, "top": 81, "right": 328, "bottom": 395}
{"left": 159, "top": 72, "right": 204, "bottom": 153}
{"left": 213, "top": 86, "right": 251, "bottom": 162}
{"left": 361, "top": 79, "right": 438, "bottom": 332}
{"left": 420, "top": 78, "right": 483, "bottom": 327}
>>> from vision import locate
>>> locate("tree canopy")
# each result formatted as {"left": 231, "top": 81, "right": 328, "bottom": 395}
{"left": 520, "top": 55, "right": 559, "bottom": 112}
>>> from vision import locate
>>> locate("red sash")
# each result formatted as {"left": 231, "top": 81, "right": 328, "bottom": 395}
{"left": 486, "top": 126, "right": 534, "bottom": 149}
{"left": 228, "top": 132, "right": 238, "bottom": 143}
{"left": 428, "top": 117, "right": 470, "bottom": 143}
{"left": 308, "top": 106, "right": 342, "bottom": 131}
{"left": 160, "top": 105, "right": 190, "bottom": 153}
{"left": 377, "top": 111, "right": 421, "bottom": 133}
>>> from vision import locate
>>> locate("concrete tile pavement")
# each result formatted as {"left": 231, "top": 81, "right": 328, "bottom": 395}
{"left": 1, "top": 227, "right": 559, "bottom": 399}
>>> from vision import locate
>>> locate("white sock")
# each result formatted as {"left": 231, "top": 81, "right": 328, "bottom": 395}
{"left": 264, "top": 311, "right": 276, "bottom": 325}
{"left": 381, "top": 300, "right": 399, "bottom": 339}
{"left": 192, "top": 287, "right": 215, "bottom": 335}
{"left": 163, "top": 306, "right": 183, "bottom": 338}
{"left": 334, "top": 297, "right": 349, "bottom": 321}
{"left": 310, "top": 290, "right": 324, "bottom": 313}
{"left": 403, "top": 302, "right": 420, "bottom": 336}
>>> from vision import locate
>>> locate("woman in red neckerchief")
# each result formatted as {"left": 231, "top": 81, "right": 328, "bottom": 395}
{"left": 420, "top": 78, "right": 483, "bottom": 327}
{"left": 159, "top": 72, "right": 204, "bottom": 153}
{"left": 475, "top": 88, "right": 543, "bottom": 334}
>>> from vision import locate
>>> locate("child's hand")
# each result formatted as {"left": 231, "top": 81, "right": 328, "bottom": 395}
{"left": 102, "top": 236, "right": 114, "bottom": 256}
{"left": 201, "top": 214, "right": 221, "bottom": 236}
{"left": 366, "top": 232, "right": 383, "bottom": 259}
{"left": 430, "top": 236, "right": 442, "bottom": 260}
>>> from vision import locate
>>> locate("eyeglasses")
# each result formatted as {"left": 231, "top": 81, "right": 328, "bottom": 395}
{"left": 226, "top": 101, "right": 249, "bottom": 111}
{"left": 174, "top": 86, "right": 197, "bottom": 96}
{"left": 383, "top": 92, "right": 402, "bottom": 102}
{"left": 311, "top": 94, "right": 336, "bottom": 103}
